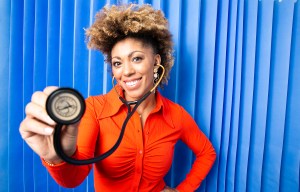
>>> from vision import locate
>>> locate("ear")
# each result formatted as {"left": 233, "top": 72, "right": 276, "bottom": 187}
{"left": 154, "top": 54, "right": 161, "bottom": 67}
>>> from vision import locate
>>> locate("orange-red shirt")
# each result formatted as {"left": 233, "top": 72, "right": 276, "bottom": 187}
{"left": 43, "top": 87, "right": 216, "bottom": 192}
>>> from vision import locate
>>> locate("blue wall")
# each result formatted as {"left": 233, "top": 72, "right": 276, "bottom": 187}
{"left": 0, "top": 0, "right": 299, "bottom": 191}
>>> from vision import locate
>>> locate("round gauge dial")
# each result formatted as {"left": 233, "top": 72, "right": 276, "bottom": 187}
{"left": 46, "top": 88, "right": 85, "bottom": 125}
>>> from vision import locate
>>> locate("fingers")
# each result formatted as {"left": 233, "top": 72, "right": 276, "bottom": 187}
{"left": 31, "top": 91, "right": 48, "bottom": 108}
{"left": 25, "top": 102, "right": 56, "bottom": 125}
{"left": 31, "top": 86, "right": 58, "bottom": 107}
{"left": 43, "top": 86, "right": 58, "bottom": 95}
{"left": 31, "top": 86, "right": 58, "bottom": 106}
{"left": 20, "top": 117, "right": 54, "bottom": 139}
{"left": 27, "top": 86, "right": 59, "bottom": 124}
{"left": 19, "top": 86, "right": 61, "bottom": 160}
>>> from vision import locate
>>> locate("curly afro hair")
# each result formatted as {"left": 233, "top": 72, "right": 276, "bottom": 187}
{"left": 85, "top": 4, "right": 174, "bottom": 86}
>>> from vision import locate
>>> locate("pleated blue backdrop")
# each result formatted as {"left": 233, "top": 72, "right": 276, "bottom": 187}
{"left": 0, "top": 0, "right": 299, "bottom": 191}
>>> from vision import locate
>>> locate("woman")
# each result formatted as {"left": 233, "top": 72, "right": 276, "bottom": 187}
{"left": 19, "top": 4, "right": 216, "bottom": 192}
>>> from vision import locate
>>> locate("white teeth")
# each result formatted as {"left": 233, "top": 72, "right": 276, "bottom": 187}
{"left": 125, "top": 80, "right": 139, "bottom": 87}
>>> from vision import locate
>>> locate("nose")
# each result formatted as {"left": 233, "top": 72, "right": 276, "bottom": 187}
{"left": 123, "top": 62, "right": 135, "bottom": 76}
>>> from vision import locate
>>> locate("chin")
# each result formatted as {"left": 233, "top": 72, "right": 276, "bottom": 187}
{"left": 124, "top": 90, "right": 147, "bottom": 101}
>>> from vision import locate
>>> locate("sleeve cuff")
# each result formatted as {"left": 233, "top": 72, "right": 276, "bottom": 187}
{"left": 41, "top": 158, "right": 67, "bottom": 168}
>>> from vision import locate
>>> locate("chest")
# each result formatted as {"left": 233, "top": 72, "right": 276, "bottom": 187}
{"left": 95, "top": 113, "right": 180, "bottom": 179}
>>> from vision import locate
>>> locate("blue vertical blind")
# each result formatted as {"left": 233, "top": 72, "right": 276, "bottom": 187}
{"left": 0, "top": 0, "right": 299, "bottom": 191}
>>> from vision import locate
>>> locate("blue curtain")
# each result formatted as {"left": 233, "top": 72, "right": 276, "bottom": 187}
{"left": 0, "top": 0, "right": 299, "bottom": 191}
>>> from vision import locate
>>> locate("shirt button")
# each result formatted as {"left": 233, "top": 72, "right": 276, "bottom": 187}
{"left": 139, "top": 150, "right": 143, "bottom": 154}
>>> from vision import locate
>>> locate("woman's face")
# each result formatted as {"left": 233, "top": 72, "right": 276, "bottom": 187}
{"left": 111, "top": 37, "right": 161, "bottom": 101}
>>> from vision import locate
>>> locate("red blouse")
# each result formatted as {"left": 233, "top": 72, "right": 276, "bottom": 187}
{"left": 43, "top": 87, "right": 216, "bottom": 192}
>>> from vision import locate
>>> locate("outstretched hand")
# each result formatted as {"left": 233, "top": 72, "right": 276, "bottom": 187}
{"left": 19, "top": 86, "right": 79, "bottom": 164}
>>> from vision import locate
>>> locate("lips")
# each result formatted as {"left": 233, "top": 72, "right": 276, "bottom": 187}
{"left": 124, "top": 78, "right": 142, "bottom": 88}
{"left": 125, "top": 79, "right": 139, "bottom": 87}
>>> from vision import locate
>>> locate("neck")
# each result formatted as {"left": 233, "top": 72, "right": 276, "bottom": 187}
{"left": 133, "top": 92, "right": 156, "bottom": 116}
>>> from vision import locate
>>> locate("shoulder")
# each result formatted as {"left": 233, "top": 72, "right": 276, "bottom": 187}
{"left": 160, "top": 94, "right": 184, "bottom": 114}
{"left": 85, "top": 94, "right": 108, "bottom": 118}
{"left": 159, "top": 94, "right": 195, "bottom": 126}
{"left": 159, "top": 94, "right": 186, "bottom": 128}
{"left": 86, "top": 94, "right": 106, "bottom": 106}
{"left": 85, "top": 89, "right": 123, "bottom": 119}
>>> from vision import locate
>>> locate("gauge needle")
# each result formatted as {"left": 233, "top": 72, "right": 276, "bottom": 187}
{"left": 57, "top": 104, "right": 75, "bottom": 111}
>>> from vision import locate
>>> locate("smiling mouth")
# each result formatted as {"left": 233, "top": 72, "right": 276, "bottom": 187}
{"left": 124, "top": 78, "right": 141, "bottom": 87}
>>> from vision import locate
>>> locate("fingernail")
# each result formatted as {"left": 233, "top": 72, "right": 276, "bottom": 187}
{"left": 44, "top": 127, "right": 54, "bottom": 134}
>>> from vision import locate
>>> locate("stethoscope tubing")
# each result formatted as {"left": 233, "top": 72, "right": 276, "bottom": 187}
{"left": 53, "top": 64, "right": 164, "bottom": 165}
{"left": 53, "top": 90, "right": 152, "bottom": 165}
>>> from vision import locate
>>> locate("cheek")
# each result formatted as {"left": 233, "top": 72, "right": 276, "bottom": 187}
{"left": 137, "top": 64, "right": 153, "bottom": 77}
{"left": 146, "top": 70, "right": 154, "bottom": 80}
{"left": 112, "top": 69, "right": 123, "bottom": 87}
{"left": 112, "top": 68, "right": 121, "bottom": 79}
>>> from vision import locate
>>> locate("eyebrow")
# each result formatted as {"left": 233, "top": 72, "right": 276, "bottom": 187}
{"left": 111, "top": 51, "right": 145, "bottom": 60}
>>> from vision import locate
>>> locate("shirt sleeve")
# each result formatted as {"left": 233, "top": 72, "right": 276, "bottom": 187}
{"left": 42, "top": 96, "right": 100, "bottom": 188}
{"left": 176, "top": 107, "right": 216, "bottom": 192}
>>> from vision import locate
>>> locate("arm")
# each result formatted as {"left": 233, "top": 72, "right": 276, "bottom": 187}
{"left": 176, "top": 107, "right": 216, "bottom": 192}
{"left": 43, "top": 96, "right": 100, "bottom": 187}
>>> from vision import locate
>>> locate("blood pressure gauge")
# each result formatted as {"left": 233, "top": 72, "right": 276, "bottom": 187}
{"left": 46, "top": 88, "right": 85, "bottom": 125}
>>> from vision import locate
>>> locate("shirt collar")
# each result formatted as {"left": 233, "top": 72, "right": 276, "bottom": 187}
{"left": 99, "top": 86, "right": 174, "bottom": 128}
{"left": 99, "top": 85, "right": 124, "bottom": 119}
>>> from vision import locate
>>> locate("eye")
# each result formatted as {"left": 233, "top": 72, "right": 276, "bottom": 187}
{"left": 132, "top": 57, "right": 142, "bottom": 62}
{"left": 112, "top": 61, "right": 121, "bottom": 68}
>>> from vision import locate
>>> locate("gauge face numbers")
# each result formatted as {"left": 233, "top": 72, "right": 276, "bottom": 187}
{"left": 52, "top": 93, "right": 79, "bottom": 120}
{"left": 46, "top": 88, "right": 85, "bottom": 124}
